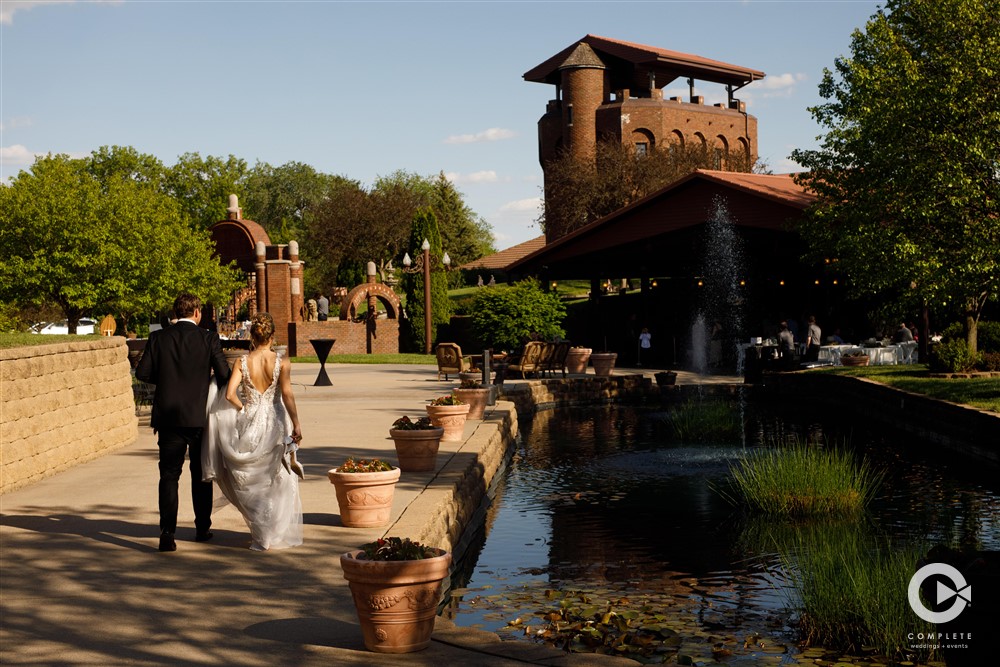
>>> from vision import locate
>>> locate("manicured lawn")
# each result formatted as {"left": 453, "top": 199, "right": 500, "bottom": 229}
{"left": 291, "top": 353, "right": 435, "bottom": 364}
{"left": 817, "top": 365, "right": 1000, "bottom": 413}
{"left": 0, "top": 333, "right": 102, "bottom": 349}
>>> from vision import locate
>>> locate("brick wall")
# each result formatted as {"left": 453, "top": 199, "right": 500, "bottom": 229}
{"left": 1, "top": 337, "right": 137, "bottom": 494}
{"left": 288, "top": 319, "right": 399, "bottom": 357}
{"left": 264, "top": 261, "right": 292, "bottom": 345}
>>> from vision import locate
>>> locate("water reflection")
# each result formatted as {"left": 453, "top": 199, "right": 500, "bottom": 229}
{"left": 447, "top": 401, "right": 1000, "bottom": 662}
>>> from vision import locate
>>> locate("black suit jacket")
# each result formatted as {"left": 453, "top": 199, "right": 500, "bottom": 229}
{"left": 136, "top": 321, "right": 231, "bottom": 430}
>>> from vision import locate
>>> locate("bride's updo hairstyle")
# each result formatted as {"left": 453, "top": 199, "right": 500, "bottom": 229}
{"left": 249, "top": 312, "right": 275, "bottom": 350}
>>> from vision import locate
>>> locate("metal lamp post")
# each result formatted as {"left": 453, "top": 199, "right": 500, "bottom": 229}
{"left": 402, "top": 239, "right": 451, "bottom": 355}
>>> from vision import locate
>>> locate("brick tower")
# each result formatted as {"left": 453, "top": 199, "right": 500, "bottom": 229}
{"left": 525, "top": 35, "right": 766, "bottom": 240}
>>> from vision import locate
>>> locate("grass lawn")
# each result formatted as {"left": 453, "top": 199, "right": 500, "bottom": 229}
{"left": 817, "top": 365, "right": 1000, "bottom": 413}
{"left": 0, "top": 333, "right": 102, "bottom": 349}
{"left": 290, "top": 353, "right": 435, "bottom": 364}
{"left": 0, "top": 334, "right": 435, "bottom": 366}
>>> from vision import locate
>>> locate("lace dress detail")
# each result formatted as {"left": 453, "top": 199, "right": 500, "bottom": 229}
{"left": 205, "top": 353, "right": 302, "bottom": 551}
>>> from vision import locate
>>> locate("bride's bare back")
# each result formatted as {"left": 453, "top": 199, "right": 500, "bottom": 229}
{"left": 243, "top": 349, "right": 278, "bottom": 394}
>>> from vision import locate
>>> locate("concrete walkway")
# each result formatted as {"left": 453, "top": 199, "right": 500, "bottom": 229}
{"left": 2, "top": 364, "right": 682, "bottom": 667}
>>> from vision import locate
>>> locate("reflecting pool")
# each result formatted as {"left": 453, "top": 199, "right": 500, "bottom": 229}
{"left": 445, "top": 400, "right": 1000, "bottom": 665}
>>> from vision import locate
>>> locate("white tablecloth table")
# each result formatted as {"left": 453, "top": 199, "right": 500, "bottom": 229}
{"left": 818, "top": 345, "right": 860, "bottom": 365}
{"left": 865, "top": 346, "right": 899, "bottom": 365}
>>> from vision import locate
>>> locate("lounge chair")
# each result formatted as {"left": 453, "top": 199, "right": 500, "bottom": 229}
{"left": 436, "top": 342, "right": 471, "bottom": 380}
{"left": 507, "top": 341, "right": 545, "bottom": 378}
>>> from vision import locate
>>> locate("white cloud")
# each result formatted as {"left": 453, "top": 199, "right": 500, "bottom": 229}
{"left": 0, "top": 116, "right": 34, "bottom": 131}
{"left": 1, "top": 0, "right": 122, "bottom": 25}
{"left": 1, "top": 145, "right": 35, "bottom": 165}
{"left": 445, "top": 170, "right": 500, "bottom": 185}
{"left": 745, "top": 73, "right": 807, "bottom": 99}
{"left": 443, "top": 128, "right": 517, "bottom": 145}
{"left": 499, "top": 197, "right": 542, "bottom": 213}
{"left": 1, "top": 145, "right": 88, "bottom": 167}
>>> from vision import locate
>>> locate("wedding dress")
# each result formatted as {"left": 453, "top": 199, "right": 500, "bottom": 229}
{"left": 203, "top": 354, "right": 303, "bottom": 551}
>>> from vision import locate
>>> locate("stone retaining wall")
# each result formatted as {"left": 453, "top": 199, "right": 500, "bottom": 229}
{"left": 1, "top": 337, "right": 137, "bottom": 494}
{"left": 762, "top": 372, "right": 1000, "bottom": 466}
{"left": 388, "top": 405, "right": 517, "bottom": 556}
{"left": 499, "top": 374, "right": 658, "bottom": 413}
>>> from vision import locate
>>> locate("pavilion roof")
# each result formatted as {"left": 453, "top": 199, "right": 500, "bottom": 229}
{"left": 524, "top": 34, "right": 765, "bottom": 89}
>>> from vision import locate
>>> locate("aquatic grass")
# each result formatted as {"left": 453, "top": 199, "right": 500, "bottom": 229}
{"left": 727, "top": 441, "right": 883, "bottom": 515}
{"left": 664, "top": 400, "right": 743, "bottom": 442}
{"left": 772, "top": 521, "right": 935, "bottom": 661}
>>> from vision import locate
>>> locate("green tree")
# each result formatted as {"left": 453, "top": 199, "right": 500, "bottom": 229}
{"left": 402, "top": 208, "right": 450, "bottom": 352}
{"left": 165, "top": 152, "right": 249, "bottom": 228}
{"left": 88, "top": 145, "right": 168, "bottom": 188}
{"left": 429, "top": 172, "right": 496, "bottom": 278}
{"left": 791, "top": 0, "right": 1000, "bottom": 354}
{"left": 542, "top": 139, "right": 760, "bottom": 240}
{"left": 243, "top": 161, "right": 354, "bottom": 244}
{"left": 470, "top": 280, "right": 566, "bottom": 351}
{"left": 0, "top": 153, "right": 242, "bottom": 332}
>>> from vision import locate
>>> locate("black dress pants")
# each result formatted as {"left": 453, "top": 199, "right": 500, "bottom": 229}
{"left": 157, "top": 427, "right": 212, "bottom": 535}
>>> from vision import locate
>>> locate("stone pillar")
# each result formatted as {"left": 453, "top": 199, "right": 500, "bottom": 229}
{"left": 255, "top": 241, "right": 266, "bottom": 315}
{"left": 289, "top": 240, "right": 303, "bottom": 323}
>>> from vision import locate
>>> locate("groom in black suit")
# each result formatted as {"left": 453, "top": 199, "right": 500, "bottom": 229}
{"left": 137, "top": 293, "right": 231, "bottom": 552}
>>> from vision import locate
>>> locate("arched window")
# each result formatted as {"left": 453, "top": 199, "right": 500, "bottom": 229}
{"left": 715, "top": 135, "right": 729, "bottom": 169}
{"left": 631, "top": 128, "right": 655, "bottom": 156}
{"left": 737, "top": 137, "right": 751, "bottom": 168}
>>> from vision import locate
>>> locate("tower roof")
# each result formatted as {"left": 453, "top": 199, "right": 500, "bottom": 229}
{"left": 524, "top": 34, "right": 765, "bottom": 89}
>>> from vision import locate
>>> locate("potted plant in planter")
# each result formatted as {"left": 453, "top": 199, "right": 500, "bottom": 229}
{"left": 452, "top": 378, "right": 490, "bottom": 420}
{"left": 654, "top": 370, "right": 678, "bottom": 386}
{"left": 590, "top": 351, "right": 618, "bottom": 376}
{"left": 425, "top": 395, "right": 470, "bottom": 442}
{"left": 388, "top": 416, "right": 444, "bottom": 472}
{"left": 565, "top": 346, "right": 592, "bottom": 374}
{"left": 340, "top": 536, "right": 452, "bottom": 653}
{"left": 841, "top": 350, "right": 870, "bottom": 366}
{"left": 327, "top": 457, "right": 400, "bottom": 528}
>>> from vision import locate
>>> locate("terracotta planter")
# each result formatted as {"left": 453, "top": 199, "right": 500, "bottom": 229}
{"left": 452, "top": 387, "right": 490, "bottom": 420}
{"left": 565, "top": 347, "right": 592, "bottom": 374}
{"left": 425, "top": 403, "right": 470, "bottom": 442}
{"left": 340, "top": 548, "right": 452, "bottom": 653}
{"left": 842, "top": 355, "right": 870, "bottom": 367}
{"left": 326, "top": 466, "right": 401, "bottom": 528}
{"left": 458, "top": 371, "right": 481, "bottom": 385}
{"left": 388, "top": 428, "right": 444, "bottom": 472}
{"left": 654, "top": 371, "right": 677, "bottom": 386}
{"left": 590, "top": 352, "right": 617, "bottom": 377}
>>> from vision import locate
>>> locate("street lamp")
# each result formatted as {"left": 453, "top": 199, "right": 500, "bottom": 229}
{"left": 402, "top": 239, "right": 451, "bottom": 354}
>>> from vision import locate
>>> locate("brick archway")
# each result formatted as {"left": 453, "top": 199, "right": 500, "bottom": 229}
{"left": 339, "top": 282, "right": 400, "bottom": 320}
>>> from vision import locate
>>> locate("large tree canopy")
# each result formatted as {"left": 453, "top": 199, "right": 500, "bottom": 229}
{"left": 305, "top": 170, "right": 495, "bottom": 293}
{"left": 0, "top": 153, "right": 243, "bottom": 332}
{"left": 792, "top": 0, "right": 1000, "bottom": 353}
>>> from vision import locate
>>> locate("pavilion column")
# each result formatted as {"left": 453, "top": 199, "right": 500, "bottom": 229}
{"left": 254, "top": 241, "right": 266, "bottom": 315}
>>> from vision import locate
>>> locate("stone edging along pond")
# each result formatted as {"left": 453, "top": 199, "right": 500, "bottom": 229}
{"left": 761, "top": 371, "right": 1000, "bottom": 467}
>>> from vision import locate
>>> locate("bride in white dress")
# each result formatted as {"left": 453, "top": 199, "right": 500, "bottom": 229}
{"left": 203, "top": 312, "right": 304, "bottom": 551}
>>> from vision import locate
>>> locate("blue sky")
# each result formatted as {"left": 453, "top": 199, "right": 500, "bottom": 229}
{"left": 1, "top": 0, "right": 881, "bottom": 249}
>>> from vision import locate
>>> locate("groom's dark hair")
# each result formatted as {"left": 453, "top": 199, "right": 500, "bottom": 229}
{"left": 173, "top": 293, "right": 201, "bottom": 319}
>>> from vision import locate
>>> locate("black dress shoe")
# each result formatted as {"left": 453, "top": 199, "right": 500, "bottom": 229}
{"left": 159, "top": 532, "right": 177, "bottom": 552}
{"left": 195, "top": 531, "right": 214, "bottom": 542}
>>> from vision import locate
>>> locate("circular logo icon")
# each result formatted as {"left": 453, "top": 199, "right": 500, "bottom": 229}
{"left": 908, "top": 563, "right": 971, "bottom": 624}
